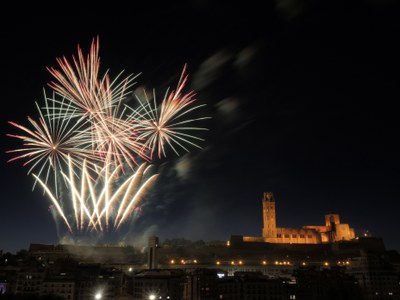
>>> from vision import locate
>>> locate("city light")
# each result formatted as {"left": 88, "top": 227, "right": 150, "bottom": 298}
{"left": 170, "top": 260, "right": 175, "bottom": 264}
{"left": 149, "top": 295, "right": 156, "bottom": 300}
{"left": 216, "top": 261, "right": 220, "bottom": 265}
{"left": 262, "top": 260, "right": 267, "bottom": 265}
{"left": 95, "top": 292, "right": 102, "bottom": 300}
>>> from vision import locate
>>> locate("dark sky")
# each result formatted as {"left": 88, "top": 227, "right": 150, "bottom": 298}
{"left": 1, "top": 1, "right": 400, "bottom": 253}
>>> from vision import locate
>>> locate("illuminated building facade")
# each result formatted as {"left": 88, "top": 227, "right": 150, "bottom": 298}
{"left": 243, "top": 192, "right": 355, "bottom": 244}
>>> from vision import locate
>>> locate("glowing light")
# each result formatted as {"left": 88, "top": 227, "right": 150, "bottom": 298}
{"left": 231, "top": 261, "right": 235, "bottom": 265}
{"left": 128, "top": 267, "right": 133, "bottom": 272}
{"left": 216, "top": 261, "right": 220, "bottom": 265}
{"left": 149, "top": 295, "right": 156, "bottom": 300}
{"left": 194, "top": 259, "right": 198, "bottom": 263}
{"left": 302, "top": 262, "right": 306, "bottom": 266}
{"left": 238, "top": 260, "right": 243, "bottom": 265}
{"left": 324, "top": 262, "right": 329, "bottom": 266}
{"left": 95, "top": 292, "right": 102, "bottom": 299}
{"left": 262, "top": 261, "right": 267, "bottom": 265}
{"left": 170, "top": 260, "right": 175, "bottom": 264}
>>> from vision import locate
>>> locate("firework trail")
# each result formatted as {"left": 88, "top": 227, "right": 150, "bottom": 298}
{"left": 7, "top": 37, "right": 208, "bottom": 236}
{"left": 34, "top": 156, "right": 158, "bottom": 233}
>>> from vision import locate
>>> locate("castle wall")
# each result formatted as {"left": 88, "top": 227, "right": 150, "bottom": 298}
{"left": 302, "top": 225, "right": 327, "bottom": 232}
{"left": 350, "top": 228, "right": 355, "bottom": 239}
{"left": 334, "top": 224, "right": 355, "bottom": 241}
{"left": 265, "top": 228, "right": 321, "bottom": 244}
{"left": 243, "top": 236, "right": 266, "bottom": 243}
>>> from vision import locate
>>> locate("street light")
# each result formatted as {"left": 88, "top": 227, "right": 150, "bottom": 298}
{"left": 149, "top": 295, "right": 156, "bottom": 300}
{"left": 95, "top": 292, "right": 102, "bottom": 300}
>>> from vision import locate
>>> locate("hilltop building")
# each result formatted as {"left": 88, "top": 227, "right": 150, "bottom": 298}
{"left": 242, "top": 192, "right": 355, "bottom": 244}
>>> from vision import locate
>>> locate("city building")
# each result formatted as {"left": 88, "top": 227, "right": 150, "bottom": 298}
{"left": 347, "top": 251, "right": 400, "bottom": 299}
{"left": 133, "top": 269, "right": 184, "bottom": 300}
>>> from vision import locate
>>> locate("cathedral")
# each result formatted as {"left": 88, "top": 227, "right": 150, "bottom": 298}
{"left": 242, "top": 192, "right": 355, "bottom": 244}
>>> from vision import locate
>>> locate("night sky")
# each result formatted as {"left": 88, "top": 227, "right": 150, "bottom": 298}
{"left": 1, "top": 1, "right": 400, "bottom": 253}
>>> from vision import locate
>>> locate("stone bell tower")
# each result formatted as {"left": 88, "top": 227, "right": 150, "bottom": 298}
{"left": 262, "top": 192, "right": 277, "bottom": 239}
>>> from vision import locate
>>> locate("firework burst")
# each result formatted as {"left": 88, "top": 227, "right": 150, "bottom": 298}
{"left": 7, "top": 91, "right": 96, "bottom": 194}
{"left": 47, "top": 37, "right": 147, "bottom": 170}
{"left": 7, "top": 38, "right": 209, "bottom": 237}
{"left": 131, "top": 64, "right": 210, "bottom": 159}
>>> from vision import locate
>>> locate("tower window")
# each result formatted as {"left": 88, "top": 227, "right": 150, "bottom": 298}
{"left": 292, "top": 234, "right": 297, "bottom": 238}
{"left": 277, "top": 234, "right": 282, "bottom": 238}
